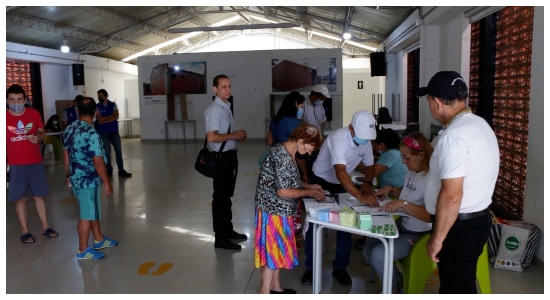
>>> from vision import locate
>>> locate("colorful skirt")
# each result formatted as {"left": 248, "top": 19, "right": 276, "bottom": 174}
{"left": 254, "top": 207, "right": 298, "bottom": 270}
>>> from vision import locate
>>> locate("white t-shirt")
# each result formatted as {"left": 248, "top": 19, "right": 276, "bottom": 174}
{"left": 424, "top": 113, "right": 500, "bottom": 214}
{"left": 302, "top": 98, "right": 326, "bottom": 134}
{"left": 400, "top": 170, "right": 432, "bottom": 232}
{"left": 312, "top": 126, "right": 374, "bottom": 184}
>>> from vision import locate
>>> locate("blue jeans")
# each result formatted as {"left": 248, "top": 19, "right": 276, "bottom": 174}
{"left": 100, "top": 133, "right": 124, "bottom": 171}
{"left": 304, "top": 173, "right": 351, "bottom": 270}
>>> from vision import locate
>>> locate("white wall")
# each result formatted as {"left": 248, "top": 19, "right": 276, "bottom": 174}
{"left": 522, "top": 6, "right": 544, "bottom": 262}
{"left": 383, "top": 6, "right": 545, "bottom": 262}
{"left": 137, "top": 48, "right": 343, "bottom": 140}
{"left": 342, "top": 64, "right": 387, "bottom": 124}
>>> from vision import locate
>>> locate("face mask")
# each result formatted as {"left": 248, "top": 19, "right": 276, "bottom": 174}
{"left": 379, "top": 149, "right": 384, "bottom": 155}
{"left": 314, "top": 100, "right": 323, "bottom": 106}
{"left": 9, "top": 103, "right": 25, "bottom": 114}
{"left": 53, "top": 120, "right": 58, "bottom": 125}
{"left": 295, "top": 151, "right": 310, "bottom": 160}
{"left": 295, "top": 144, "right": 310, "bottom": 160}
{"left": 297, "top": 107, "right": 304, "bottom": 119}
{"left": 353, "top": 135, "right": 369, "bottom": 145}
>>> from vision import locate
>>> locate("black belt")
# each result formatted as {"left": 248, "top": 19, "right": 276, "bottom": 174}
{"left": 457, "top": 207, "right": 489, "bottom": 221}
{"left": 430, "top": 207, "right": 489, "bottom": 223}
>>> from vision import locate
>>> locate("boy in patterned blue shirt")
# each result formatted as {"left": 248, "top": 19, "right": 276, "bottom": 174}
{"left": 63, "top": 97, "right": 118, "bottom": 260}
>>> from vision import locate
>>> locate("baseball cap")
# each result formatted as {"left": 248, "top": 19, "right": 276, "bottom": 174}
{"left": 416, "top": 71, "right": 468, "bottom": 99}
{"left": 351, "top": 110, "right": 377, "bottom": 140}
{"left": 312, "top": 84, "right": 331, "bottom": 99}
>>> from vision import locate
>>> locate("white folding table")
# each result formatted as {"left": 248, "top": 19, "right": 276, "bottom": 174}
{"left": 304, "top": 197, "right": 399, "bottom": 294}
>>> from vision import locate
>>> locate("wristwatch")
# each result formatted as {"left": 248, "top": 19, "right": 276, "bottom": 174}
{"left": 403, "top": 200, "right": 408, "bottom": 208}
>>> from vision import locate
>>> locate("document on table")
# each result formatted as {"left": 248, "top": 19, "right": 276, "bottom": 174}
{"left": 302, "top": 197, "right": 340, "bottom": 213}
{"left": 336, "top": 193, "right": 409, "bottom": 217}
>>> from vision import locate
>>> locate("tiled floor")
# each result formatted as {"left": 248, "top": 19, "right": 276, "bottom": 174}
{"left": 5, "top": 139, "right": 544, "bottom": 294}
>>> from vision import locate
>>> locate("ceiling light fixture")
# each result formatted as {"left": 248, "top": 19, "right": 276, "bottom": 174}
{"left": 342, "top": 31, "right": 352, "bottom": 40}
{"left": 60, "top": 40, "right": 69, "bottom": 53}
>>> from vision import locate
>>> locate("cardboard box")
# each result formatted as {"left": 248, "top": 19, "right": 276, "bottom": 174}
{"left": 166, "top": 93, "right": 188, "bottom": 120}
{"left": 167, "top": 94, "right": 175, "bottom": 120}
{"left": 179, "top": 93, "right": 188, "bottom": 120}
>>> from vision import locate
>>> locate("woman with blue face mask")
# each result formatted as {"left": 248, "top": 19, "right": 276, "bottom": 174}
{"left": 266, "top": 91, "right": 306, "bottom": 146}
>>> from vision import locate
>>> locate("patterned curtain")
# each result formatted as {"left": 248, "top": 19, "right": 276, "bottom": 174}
{"left": 470, "top": 6, "right": 533, "bottom": 220}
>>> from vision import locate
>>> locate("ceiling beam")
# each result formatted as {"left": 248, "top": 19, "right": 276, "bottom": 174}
{"left": 168, "top": 23, "right": 298, "bottom": 33}
{"left": 274, "top": 6, "right": 386, "bottom": 39}
{"left": 74, "top": 7, "right": 206, "bottom": 53}
{"left": 158, "top": 27, "right": 370, "bottom": 58}
{"left": 6, "top": 12, "right": 145, "bottom": 52}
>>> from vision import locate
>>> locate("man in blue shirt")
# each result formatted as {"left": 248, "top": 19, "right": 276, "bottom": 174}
{"left": 62, "top": 95, "right": 82, "bottom": 129}
{"left": 63, "top": 97, "right": 118, "bottom": 260}
{"left": 95, "top": 89, "right": 132, "bottom": 177}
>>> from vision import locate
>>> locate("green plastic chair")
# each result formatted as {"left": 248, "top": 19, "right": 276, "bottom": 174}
{"left": 399, "top": 234, "right": 492, "bottom": 294}
{"left": 42, "top": 136, "right": 62, "bottom": 161}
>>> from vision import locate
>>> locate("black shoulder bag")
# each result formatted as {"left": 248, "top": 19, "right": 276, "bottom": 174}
{"left": 194, "top": 127, "right": 231, "bottom": 178}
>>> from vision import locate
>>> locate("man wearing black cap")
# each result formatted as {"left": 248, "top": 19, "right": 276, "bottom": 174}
{"left": 417, "top": 71, "right": 499, "bottom": 293}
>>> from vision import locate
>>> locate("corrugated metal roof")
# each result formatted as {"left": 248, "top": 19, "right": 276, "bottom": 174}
{"left": 6, "top": 6, "right": 416, "bottom": 63}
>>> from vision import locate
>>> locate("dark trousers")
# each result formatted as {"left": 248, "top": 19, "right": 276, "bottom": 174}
{"left": 304, "top": 174, "right": 351, "bottom": 270}
{"left": 434, "top": 209, "right": 491, "bottom": 294}
{"left": 212, "top": 150, "right": 238, "bottom": 239}
{"left": 100, "top": 132, "right": 123, "bottom": 171}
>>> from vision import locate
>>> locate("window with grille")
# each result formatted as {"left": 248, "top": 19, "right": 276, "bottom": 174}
{"left": 407, "top": 49, "right": 420, "bottom": 124}
{"left": 469, "top": 6, "right": 533, "bottom": 220}
{"left": 6, "top": 60, "right": 33, "bottom": 100}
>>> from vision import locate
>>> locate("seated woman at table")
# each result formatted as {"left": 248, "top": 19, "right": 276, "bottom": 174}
{"left": 45, "top": 114, "right": 62, "bottom": 133}
{"left": 376, "top": 107, "right": 393, "bottom": 127}
{"left": 255, "top": 124, "right": 325, "bottom": 294}
{"left": 372, "top": 128, "right": 408, "bottom": 189}
{"left": 355, "top": 128, "right": 408, "bottom": 249}
{"left": 363, "top": 132, "right": 433, "bottom": 293}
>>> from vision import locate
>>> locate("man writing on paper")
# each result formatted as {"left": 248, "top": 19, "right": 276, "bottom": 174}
{"left": 300, "top": 110, "right": 378, "bottom": 286}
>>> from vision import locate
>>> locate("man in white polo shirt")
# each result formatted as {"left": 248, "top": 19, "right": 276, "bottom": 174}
{"left": 301, "top": 110, "right": 378, "bottom": 286}
{"left": 418, "top": 71, "right": 499, "bottom": 293}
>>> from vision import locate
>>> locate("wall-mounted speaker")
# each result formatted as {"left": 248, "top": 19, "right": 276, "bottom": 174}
{"left": 72, "top": 64, "right": 85, "bottom": 85}
{"left": 370, "top": 52, "right": 386, "bottom": 77}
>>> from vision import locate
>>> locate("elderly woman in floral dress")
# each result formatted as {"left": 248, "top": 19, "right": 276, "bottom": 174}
{"left": 255, "top": 123, "right": 325, "bottom": 294}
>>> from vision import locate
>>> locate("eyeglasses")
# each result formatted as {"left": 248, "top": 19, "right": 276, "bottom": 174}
{"left": 400, "top": 154, "right": 413, "bottom": 160}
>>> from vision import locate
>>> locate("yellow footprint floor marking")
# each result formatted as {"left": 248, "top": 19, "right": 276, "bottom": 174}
{"left": 138, "top": 261, "right": 156, "bottom": 275}
{"left": 151, "top": 262, "right": 173, "bottom": 276}
{"left": 138, "top": 261, "right": 174, "bottom": 276}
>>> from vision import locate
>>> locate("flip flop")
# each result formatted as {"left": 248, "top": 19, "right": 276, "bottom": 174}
{"left": 20, "top": 233, "right": 36, "bottom": 244}
{"left": 41, "top": 228, "right": 59, "bottom": 238}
